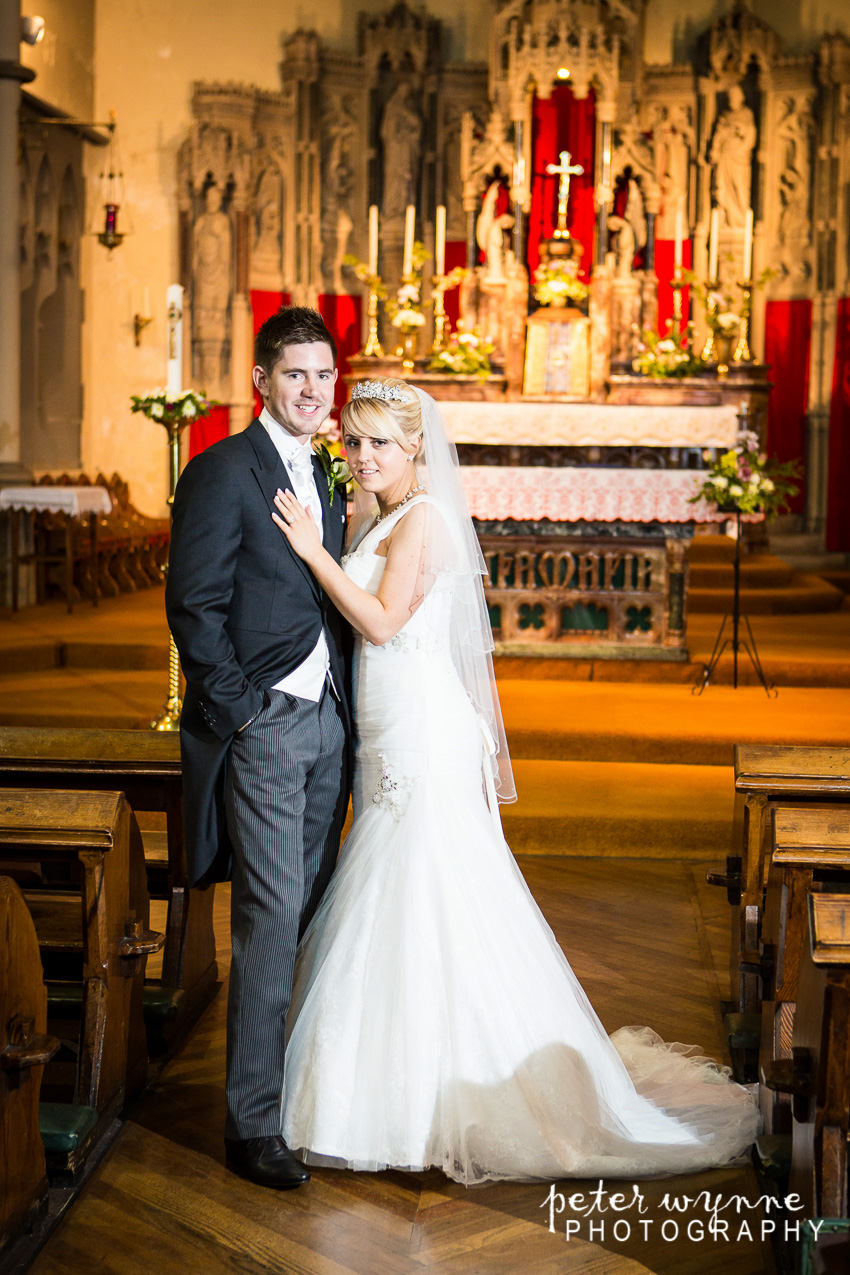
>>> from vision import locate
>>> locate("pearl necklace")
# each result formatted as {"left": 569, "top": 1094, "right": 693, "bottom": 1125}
{"left": 375, "top": 484, "right": 427, "bottom": 523}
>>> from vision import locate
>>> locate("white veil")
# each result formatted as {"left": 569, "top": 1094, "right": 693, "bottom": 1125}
{"left": 348, "top": 385, "right": 516, "bottom": 807}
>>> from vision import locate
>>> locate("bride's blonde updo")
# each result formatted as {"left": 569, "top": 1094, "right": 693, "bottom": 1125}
{"left": 340, "top": 378, "right": 425, "bottom": 462}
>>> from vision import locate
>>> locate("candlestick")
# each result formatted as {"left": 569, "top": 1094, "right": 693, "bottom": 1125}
{"left": 435, "top": 205, "right": 446, "bottom": 278}
{"left": 363, "top": 286, "right": 384, "bottom": 358}
{"left": 674, "top": 207, "right": 683, "bottom": 271}
{"left": 671, "top": 278, "right": 684, "bottom": 334}
{"left": 708, "top": 208, "right": 719, "bottom": 281}
{"left": 402, "top": 204, "right": 415, "bottom": 277}
{"left": 733, "top": 279, "right": 753, "bottom": 363}
{"left": 700, "top": 278, "right": 720, "bottom": 362}
{"left": 742, "top": 208, "right": 753, "bottom": 281}
{"left": 431, "top": 276, "right": 448, "bottom": 354}
{"left": 368, "top": 205, "right": 378, "bottom": 276}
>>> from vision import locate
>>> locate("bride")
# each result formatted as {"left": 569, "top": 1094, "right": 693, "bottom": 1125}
{"left": 270, "top": 377, "right": 759, "bottom": 1186}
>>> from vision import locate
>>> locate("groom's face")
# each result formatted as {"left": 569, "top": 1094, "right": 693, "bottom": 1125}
{"left": 253, "top": 341, "right": 338, "bottom": 442}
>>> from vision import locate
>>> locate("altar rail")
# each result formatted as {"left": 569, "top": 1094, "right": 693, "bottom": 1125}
{"left": 480, "top": 535, "right": 688, "bottom": 657}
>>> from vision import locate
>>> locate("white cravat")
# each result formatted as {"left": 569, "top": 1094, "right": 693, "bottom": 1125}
{"left": 260, "top": 407, "right": 330, "bottom": 702}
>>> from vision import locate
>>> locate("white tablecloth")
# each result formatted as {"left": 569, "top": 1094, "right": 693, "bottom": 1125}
{"left": 460, "top": 467, "right": 720, "bottom": 523}
{"left": 0, "top": 487, "right": 112, "bottom": 516}
{"left": 440, "top": 401, "right": 739, "bottom": 448}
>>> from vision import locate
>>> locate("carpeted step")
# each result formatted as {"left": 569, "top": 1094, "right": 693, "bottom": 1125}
{"left": 687, "top": 535, "right": 737, "bottom": 564}
{"left": 689, "top": 573, "right": 845, "bottom": 615}
{"left": 504, "top": 759, "right": 733, "bottom": 858}
{"left": 687, "top": 556, "right": 795, "bottom": 589}
{"left": 497, "top": 680, "right": 850, "bottom": 766}
{"left": 820, "top": 570, "right": 850, "bottom": 595}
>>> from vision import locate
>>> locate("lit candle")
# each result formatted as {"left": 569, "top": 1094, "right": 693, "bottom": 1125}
{"left": 368, "top": 204, "right": 378, "bottom": 276}
{"left": 742, "top": 207, "right": 753, "bottom": 280}
{"left": 674, "top": 207, "right": 683, "bottom": 274}
{"left": 435, "top": 205, "right": 446, "bottom": 277}
{"left": 708, "top": 207, "right": 719, "bottom": 281}
{"left": 402, "top": 204, "right": 415, "bottom": 278}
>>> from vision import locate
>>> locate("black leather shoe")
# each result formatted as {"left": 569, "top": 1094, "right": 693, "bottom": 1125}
{"left": 224, "top": 1136, "right": 310, "bottom": 1189}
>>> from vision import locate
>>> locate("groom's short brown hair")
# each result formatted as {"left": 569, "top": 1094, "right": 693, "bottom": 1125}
{"left": 254, "top": 306, "right": 337, "bottom": 375}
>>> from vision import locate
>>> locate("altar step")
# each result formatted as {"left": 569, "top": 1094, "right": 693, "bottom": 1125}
{"left": 505, "top": 759, "right": 732, "bottom": 858}
{"left": 686, "top": 536, "right": 846, "bottom": 614}
{"left": 497, "top": 680, "right": 850, "bottom": 767}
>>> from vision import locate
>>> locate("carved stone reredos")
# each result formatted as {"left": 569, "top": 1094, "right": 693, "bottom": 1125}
{"left": 700, "top": 5, "right": 782, "bottom": 83}
{"left": 358, "top": 1, "right": 441, "bottom": 78}
{"left": 490, "top": 0, "right": 639, "bottom": 119}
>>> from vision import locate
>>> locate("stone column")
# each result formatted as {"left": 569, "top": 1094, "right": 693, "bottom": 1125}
{"left": 595, "top": 102, "right": 616, "bottom": 267}
{"left": 512, "top": 118, "right": 524, "bottom": 264}
{"left": 0, "top": 0, "right": 34, "bottom": 482}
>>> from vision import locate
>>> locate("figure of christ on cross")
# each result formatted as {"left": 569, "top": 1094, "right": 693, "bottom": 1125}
{"left": 546, "top": 149, "right": 584, "bottom": 240}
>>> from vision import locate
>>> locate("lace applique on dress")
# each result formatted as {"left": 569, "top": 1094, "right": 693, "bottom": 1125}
{"left": 373, "top": 752, "right": 415, "bottom": 820}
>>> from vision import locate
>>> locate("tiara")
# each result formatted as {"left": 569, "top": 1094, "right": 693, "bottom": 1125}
{"left": 351, "top": 380, "right": 414, "bottom": 404}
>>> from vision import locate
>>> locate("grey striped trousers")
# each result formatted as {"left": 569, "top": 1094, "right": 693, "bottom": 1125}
{"left": 224, "top": 683, "right": 348, "bottom": 1139}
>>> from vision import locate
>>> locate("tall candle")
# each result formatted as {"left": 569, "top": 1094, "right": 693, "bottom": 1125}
{"left": 708, "top": 207, "right": 719, "bottom": 281}
{"left": 742, "top": 207, "right": 753, "bottom": 280}
{"left": 368, "top": 204, "right": 378, "bottom": 275}
{"left": 402, "top": 204, "right": 415, "bottom": 278}
{"left": 674, "top": 207, "right": 683, "bottom": 273}
{"left": 435, "top": 205, "right": 446, "bottom": 276}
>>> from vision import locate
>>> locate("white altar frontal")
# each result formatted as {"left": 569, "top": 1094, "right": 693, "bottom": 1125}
{"left": 443, "top": 402, "right": 739, "bottom": 450}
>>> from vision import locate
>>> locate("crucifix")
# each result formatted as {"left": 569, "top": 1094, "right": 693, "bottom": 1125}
{"left": 546, "top": 149, "right": 584, "bottom": 240}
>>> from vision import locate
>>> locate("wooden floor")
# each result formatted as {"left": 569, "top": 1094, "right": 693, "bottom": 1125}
{"left": 28, "top": 858, "right": 773, "bottom": 1275}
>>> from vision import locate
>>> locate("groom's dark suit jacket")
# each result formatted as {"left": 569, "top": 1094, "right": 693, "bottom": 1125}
{"left": 165, "top": 417, "right": 351, "bottom": 887}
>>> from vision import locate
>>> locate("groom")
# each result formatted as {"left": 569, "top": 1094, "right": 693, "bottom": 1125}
{"left": 166, "top": 306, "right": 350, "bottom": 1188}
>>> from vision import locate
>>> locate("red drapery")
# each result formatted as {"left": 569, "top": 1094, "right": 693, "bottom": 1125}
{"left": 527, "top": 86, "right": 596, "bottom": 280}
{"left": 763, "top": 299, "right": 811, "bottom": 515}
{"left": 827, "top": 297, "right": 850, "bottom": 551}
{"left": 444, "top": 240, "right": 467, "bottom": 331}
{"left": 188, "top": 404, "right": 230, "bottom": 459}
{"left": 249, "top": 289, "right": 292, "bottom": 418}
{"left": 318, "top": 293, "right": 362, "bottom": 411}
{"left": 654, "top": 240, "right": 691, "bottom": 337}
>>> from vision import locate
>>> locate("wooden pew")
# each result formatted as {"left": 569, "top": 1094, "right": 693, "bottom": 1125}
{"left": 707, "top": 745, "right": 850, "bottom": 1012}
{"left": 766, "top": 893, "right": 850, "bottom": 1222}
{"left": 0, "top": 792, "right": 162, "bottom": 1147}
{"left": 757, "top": 805, "right": 850, "bottom": 1134}
{"left": 0, "top": 727, "right": 218, "bottom": 1045}
{"left": 0, "top": 878, "right": 59, "bottom": 1252}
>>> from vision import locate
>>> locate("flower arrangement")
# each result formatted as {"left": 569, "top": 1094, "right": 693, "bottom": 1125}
{"left": 130, "top": 388, "right": 215, "bottom": 425}
{"left": 632, "top": 323, "right": 704, "bottom": 379}
{"left": 385, "top": 241, "right": 431, "bottom": 332}
{"left": 683, "top": 265, "right": 775, "bottom": 339}
{"left": 428, "top": 327, "right": 494, "bottom": 379}
{"left": 691, "top": 431, "right": 800, "bottom": 518}
{"left": 344, "top": 244, "right": 434, "bottom": 333}
{"left": 532, "top": 258, "right": 589, "bottom": 308}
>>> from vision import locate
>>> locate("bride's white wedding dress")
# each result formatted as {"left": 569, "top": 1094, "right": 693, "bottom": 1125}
{"left": 281, "top": 496, "right": 759, "bottom": 1185}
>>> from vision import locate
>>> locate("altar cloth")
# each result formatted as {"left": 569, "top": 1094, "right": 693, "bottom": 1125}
{"left": 0, "top": 487, "right": 112, "bottom": 516}
{"left": 461, "top": 466, "right": 718, "bottom": 523}
{"left": 441, "top": 401, "right": 739, "bottom": 449}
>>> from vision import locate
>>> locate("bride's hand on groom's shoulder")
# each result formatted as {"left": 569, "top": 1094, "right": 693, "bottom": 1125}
{"left": 272, "top": 489, "right": 322, "bottom": 563}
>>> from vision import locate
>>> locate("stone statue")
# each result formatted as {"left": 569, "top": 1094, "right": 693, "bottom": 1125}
{"left": 709, "top": 85, "right": 757, "bottom": 229}
{"left": 607, "top": 214, "right": 636, "bottom": 279}
{"left": 476, "top": 181, "right": 514, "bottom": 284}
{"left": 777, "top": 96, "right": 812, "bottom": 245}
{"left": 322, "top": 108, "right": 355, "bottom": 290}
{"left": 253, "top": 169, "right": 282, "bottom": 260}
{"left": 380, "top": 82, "right": 422, "bottom": 220}
{"left": 192, "top": 184, "right": 231, "bottom": 390}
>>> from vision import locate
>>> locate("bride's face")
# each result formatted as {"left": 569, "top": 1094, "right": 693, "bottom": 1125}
{"left": 343, "top": 429, "right": 415, "bottom": 497}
